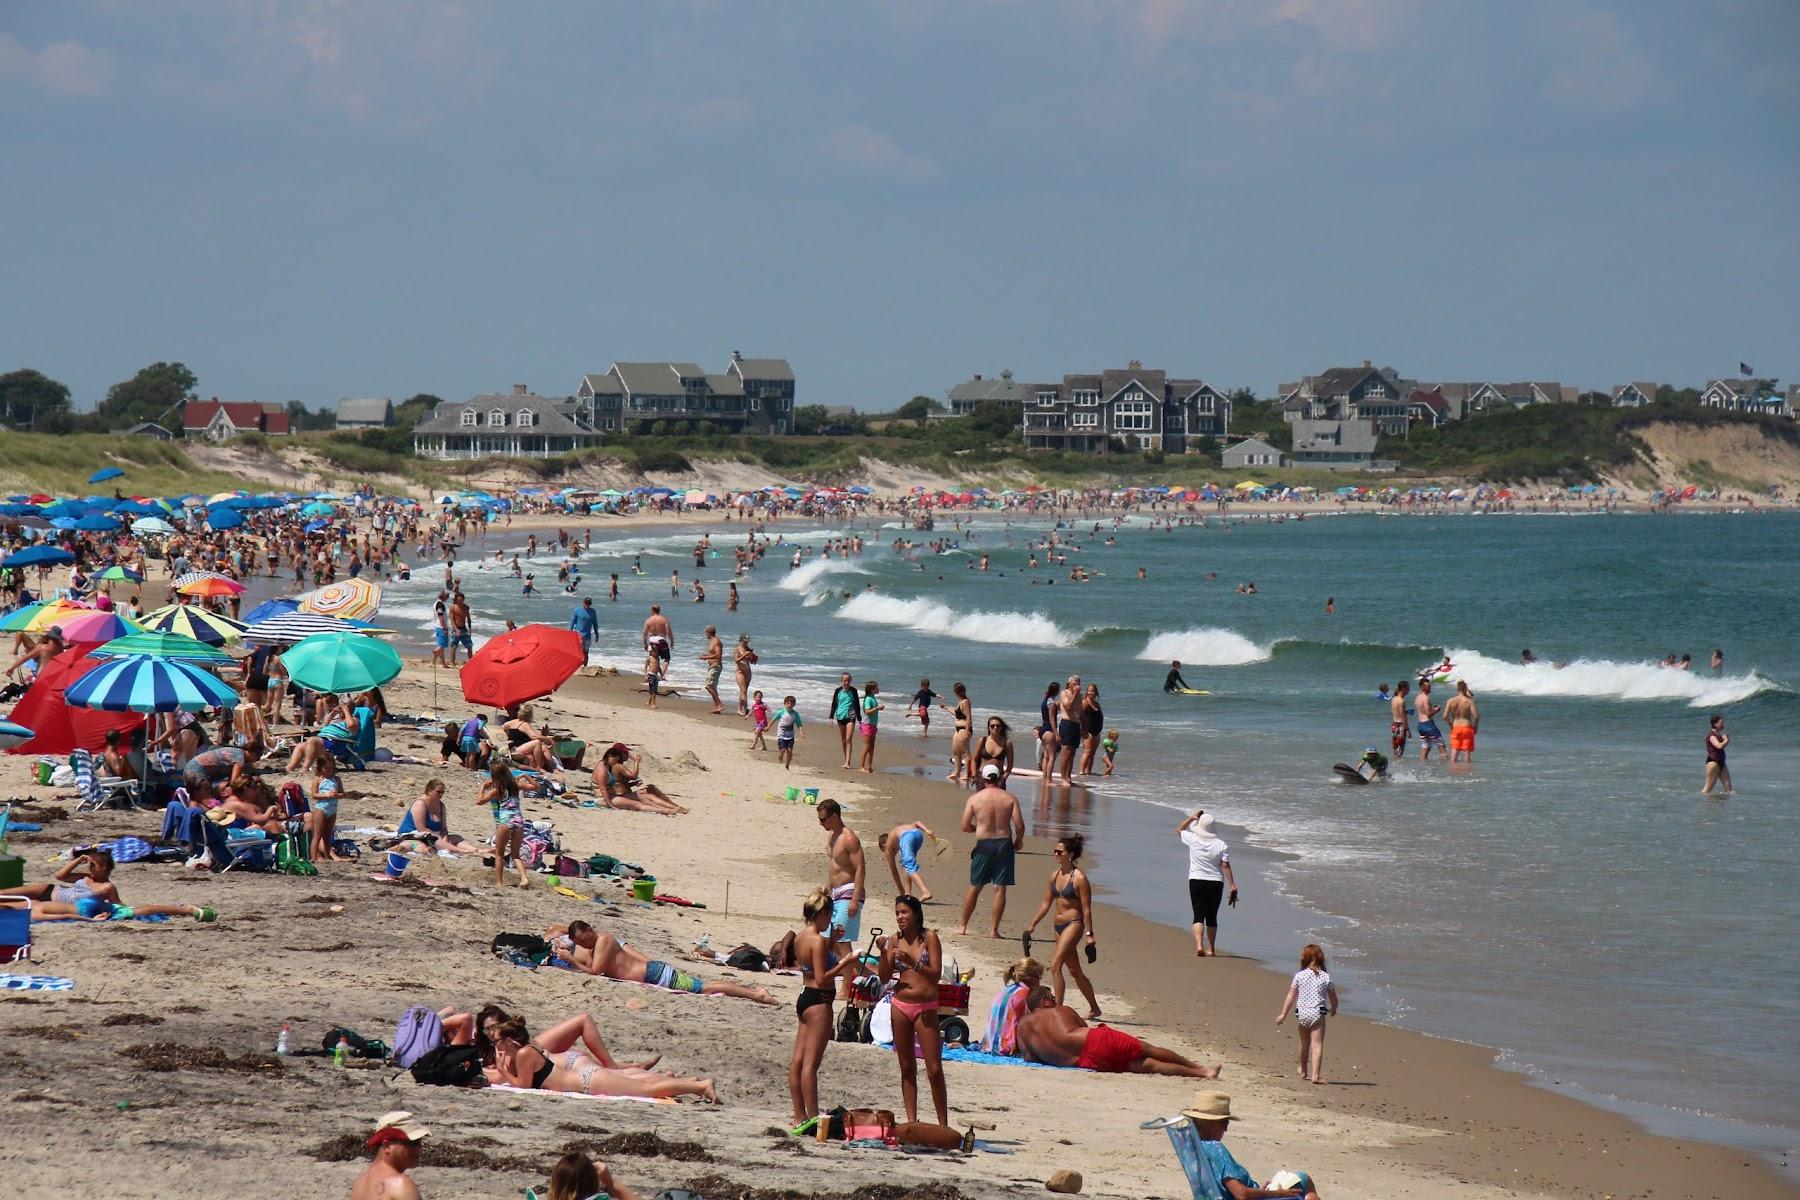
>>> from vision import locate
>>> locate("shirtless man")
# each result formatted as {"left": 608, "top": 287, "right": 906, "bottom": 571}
{"left": 548, "top": 920, "right": 775, "bottom": 1004}
{"left": 1015, "top": 989, "right": 1222, "bottom": 1077}
{"left": 447, "top": 592, "right": 472, "bottom": 665}
{"left": 1444, "top": 680, "right": 1479, "bottom": 764}
{"left": 1413, "top": 680, "right": 1447, "bottom": 763}
{"left": 818, "top": 798, "right": 866, "bottom": 1000}
{"left": 1388, "top": 679, "right": 1410, "bottom": 758}
{"left": 642, "top": 605, "right": 674, "bottom": 679}
{"left": 958, "top": 763, "right": 1025, "bottom": 937}
{"left": 698, "top": 626, "right": 724, "bottom": 713}
{"left": 349, "top": 1111, "right": 428, "bottom": 1200}
{"left": 880, "top": 820, "right": 936, "bottom": 902}
{"left": 1054, "top": 674, "right": 1084, "bottom": 784}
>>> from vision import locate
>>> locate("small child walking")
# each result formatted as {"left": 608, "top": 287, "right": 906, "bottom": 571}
{"left": 1275, "top": 943, "right": 1338, "bottom": 1084}
{"left": 749, "top": 689, "right": 770, "bottom": 750}
{"left": 643, "top": 648, "right": 662, "bottom": 710}
{"left": 1101, "top": 728, "right": 1120, "bottom": 777}
{"left": 776, "top": 695, "right": 803, "bottom": 770}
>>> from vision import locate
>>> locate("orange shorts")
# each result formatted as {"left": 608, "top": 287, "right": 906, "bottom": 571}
{"left": 1450, "top": 726, "right": 1475, "bottom": 752}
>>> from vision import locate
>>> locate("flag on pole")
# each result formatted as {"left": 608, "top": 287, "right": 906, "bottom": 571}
{"left": 1740, "top": 361, "right": 1754, "bottom": 376}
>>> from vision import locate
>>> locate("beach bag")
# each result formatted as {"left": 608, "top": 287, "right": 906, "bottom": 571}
{"left": 277, "top": 781, "right": 308, "bottom": 817}
{"left": 320, "top": 1026, "right": 388, "bottom": 1060}
{"left": 725, "top": 944, "right": 768, "bottom": 973}
{"left": 490, "top": 932, "right": 552, "bottom": 966}
{"left": 390, "top": 1005, "right": 445, "bottom": 1069}
{"left": 552, "top": 854, "right": 585, "bottom": 878}
{"left": 409, "top": 1044, "right": 485, "bottom": 1088}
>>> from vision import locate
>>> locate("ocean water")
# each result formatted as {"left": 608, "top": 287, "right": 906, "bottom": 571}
{"left": 386, "top": 511, "right": 1800, "bottom": 1158}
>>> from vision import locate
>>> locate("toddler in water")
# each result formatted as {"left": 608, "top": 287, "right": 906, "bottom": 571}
{"left": 748, "top": 689, "right": 770, "bottom": 750}
{"left": 1101, "top": 728, "right": 1119, "bottom": 777}
{"left": 1275, "top": 943, "right": 1338, "bottom": 1084}
{"left": 643, "top": 649, "right": 662, "bottom": 710}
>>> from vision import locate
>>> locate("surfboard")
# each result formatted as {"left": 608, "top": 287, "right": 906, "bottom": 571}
{"left": 1172, "top": 687, "right": 1211, "bottom": 696}
{"left": 1331, "top": 763, "right": 1370, "bottom": 784}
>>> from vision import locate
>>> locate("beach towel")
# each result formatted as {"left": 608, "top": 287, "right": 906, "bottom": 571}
{"left": 487, "top": 1084, "right": 672, "bottom": 1105}
{"left": 940, "top": 1045, "right": 1071, "bottom": 1070}
{"left": 1, "top": 973, "right": 74, "bottom": 991}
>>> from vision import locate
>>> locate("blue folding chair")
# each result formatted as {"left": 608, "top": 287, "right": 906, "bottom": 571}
{"left": 1142, "top": 1116, "right": 1226, "bottom": 1200}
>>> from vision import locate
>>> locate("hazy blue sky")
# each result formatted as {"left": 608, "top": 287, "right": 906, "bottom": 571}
{"left": 3, "top": 1, "right": 1795, "bottom": 411}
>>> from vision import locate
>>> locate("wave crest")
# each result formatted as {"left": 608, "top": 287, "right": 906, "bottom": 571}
{"left": 1137, "top": 628, "right": 1273, "bottom": 666}
{"left": 779, "top": 558, "right": 874, "bottom": 592}
{"left": 1446, "top": 649, "right": 1778, "bottom": 708}
{"left": 836, "top": 592, "right": 1075, "bottom": 648}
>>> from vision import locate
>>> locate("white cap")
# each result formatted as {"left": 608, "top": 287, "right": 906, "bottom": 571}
{"left": 980, "top": 763, "right": 1002, "bottom": 780}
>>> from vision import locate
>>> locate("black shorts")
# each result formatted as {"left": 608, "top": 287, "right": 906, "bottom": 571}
{"left": 1057, "top": 719, "right": 1081, "bottom": 750}
{"left": 1188, "top": 878, "right": 1225, "bottom": 927}
{"left": 248, "top": 673, "right": 270, "bottom": 692}
{"left": 970, "top": 837, "right": 1016, "bottom": 887}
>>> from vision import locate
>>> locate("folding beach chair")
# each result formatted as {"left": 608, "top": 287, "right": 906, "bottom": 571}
{"left": 70, "top": 749, "right": 140, "bottom": 813}
{"left": 1142, "top": 1116, "right": 1227, "bottom": 1200}
{"left": 0, "top": 896, "right": 32, "bottom": 965}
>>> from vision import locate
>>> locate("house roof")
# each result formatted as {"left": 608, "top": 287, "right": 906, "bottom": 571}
{"left": 1223, "top": 436, "right": 1280, "bottom": 456}
{"left": 1407, "top": 388, "right": 1450, "bottom": 417}
{"left": 1612, "top": 382, "right": 1658, "bottom": 401}
{"left": 1705, "top": 378, "right": 1775, "bottom": 399}
{"left": 1292, "top": 418, "right": 1380, "bottom": 454}
{"left": 611, "top": 362, "right": 690, "bottom": 396}
{"left": 579, "top": 373, "right": 623, "bottom": 396}
{"left": 262, "top": 412, "right": 291, "bottom": 435}
{"left": 705, "top": 373, "right": 744, "bottom": 397}
{"left": 118, "top": 421, "right": 174, "bottom": 437}
{"left": 1168, "top": 379, "right": 1223, "bottom": 401}
{"left": 1101, "top": 368, "right": 1166, "bottom": 403}
{"left": 183, "top": 400, "right": 268, "bottom": 431}
{"left": 335, "top": 397, "right": 392, "bottom": 423}
{"left": 1310, "top": 367, "right": 1385, "bottom": 398}
{"left": 730, "top": 357, "right": 794, "bottom": 382}
{"left": 412, "top": 393, "right": 595, "bottom": 436}
{"left": 947, "top": 373, "right": 1032, "bottom": 404}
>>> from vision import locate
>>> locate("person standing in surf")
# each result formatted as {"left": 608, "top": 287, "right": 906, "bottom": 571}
{"left": 1702, "top": 715, "right": 1732, "bottom": 796}
{"left": 1389, "top": 679, "right": 1411, "bottom": 758}
{"left": 1445, "top": 681, "right": 1479, "bottom": 764}
{"left": 1414, "top": 680, "right": 1447, "bottom": 763}
{"left": 830, "top": 672, "right": 859, "bottom": 770}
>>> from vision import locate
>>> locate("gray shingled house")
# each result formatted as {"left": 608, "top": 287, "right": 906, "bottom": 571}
{"left": 411, "top": 385, "right": 605, "bottom": 459}
{"left": 1021, "top": 361, "right": 1230, "bottom": 453}
{"left": 576, "top": 351, "right": 795, "bottom": 434}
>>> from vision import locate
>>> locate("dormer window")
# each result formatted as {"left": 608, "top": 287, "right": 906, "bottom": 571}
{"left": 1037, "top": 390, "right": 1059, "bottom": 407}
{"left": 459, "top": 408, "right": 478, "bottom": 427}
{"left": 487, "top": 409, "right": 506, "bottom": 427}
{"left": 1364, "top": 384, "right": 1386, "bottom": 400}
{"left": 1074, "top": 389, "right": 1100, "bottom": 406}
{"left": 516, "top": 408, "right": 535, "bottom": 428}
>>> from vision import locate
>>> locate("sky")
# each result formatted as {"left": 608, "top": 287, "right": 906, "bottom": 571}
{"left": 2, "top": 1, "right": 1796, "bottom": 412}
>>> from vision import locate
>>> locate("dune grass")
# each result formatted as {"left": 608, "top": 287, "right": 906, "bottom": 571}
{"left": 0, "top": 433, "right": 259, "bottom": 497}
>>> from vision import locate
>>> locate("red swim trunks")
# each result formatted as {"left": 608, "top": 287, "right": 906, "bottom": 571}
{"left": 1077, "top": 1023, "right": 1143, "bottom": 1072}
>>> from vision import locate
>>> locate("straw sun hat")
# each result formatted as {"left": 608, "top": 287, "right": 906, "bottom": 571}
{"left": 1181, "top": 1090, "right": 1238, "bottom": 1122}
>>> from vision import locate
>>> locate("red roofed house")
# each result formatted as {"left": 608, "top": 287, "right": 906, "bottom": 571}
{"left": 182, "top": 399, "right": 292, "bottom": 442}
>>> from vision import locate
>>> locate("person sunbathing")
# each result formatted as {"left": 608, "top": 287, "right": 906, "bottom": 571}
{"left": 593, "top": 743, "right": 688, "bottom": 815}
{"left": 488, "top": 1017, "right": 717, "bottom": 1103}
{"left": 1016, "top": 988, "right": 1222, "bottom": 1077}
{"left": 29, "top": 896, "right": 217, "bottom": 922}
{"left": 441, "top": 1004, "right": 660, "bottom": 1072}
{"left": 3, "top": 848, "right": 122, "bottom": 907}
{"left": 500, "top": 704, "right": 562, "bottom": 774}
{"left": 546, "top": 921, "right": 776, "bottom": 1005}
{"left": 394, "top": 780, "right": 479, "bottom": 853}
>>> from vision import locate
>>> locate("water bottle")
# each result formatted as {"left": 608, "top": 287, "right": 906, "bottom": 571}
{"left": 275, "top": 1023, "right": 291, "bottom": 1056}
{"left": 333, "top": 1036, "right": 350, "bottom": 1068}
{"left": 696, "top": 933, "right": 711, "bottom": 952}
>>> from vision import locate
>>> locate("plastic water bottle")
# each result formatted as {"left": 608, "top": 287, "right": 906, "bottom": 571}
{"left": 276, "top": 1023, "right": 291, "bottom": 1056}
{"left": 333, "top": 1036, "right": 350, "bottom": 1068}
{"left": 696, "top": 933, "right": 711, "bottom": 952}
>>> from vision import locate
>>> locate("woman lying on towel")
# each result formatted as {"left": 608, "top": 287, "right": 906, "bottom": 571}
{"left": 441, "top": 1004, "right": 661, "bottom": 1073}
{"left": 487, "top": 1017, "right": 717, "bottom": 1103}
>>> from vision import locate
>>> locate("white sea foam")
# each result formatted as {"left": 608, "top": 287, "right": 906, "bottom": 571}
{"left": 1137, "top": 627, "right": 1273, "bottom": 667}
{"left": 835, "top": 591, "right": 1075, "bottom": 648}
{"left": 778, "top": 558, "right": 873, "bottom": 592}
{"left": 1446, "top": 649, "right": 1778, "bottom": 708}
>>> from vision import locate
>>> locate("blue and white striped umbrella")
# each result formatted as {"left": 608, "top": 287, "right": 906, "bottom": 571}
{"left": 64, "top": 653, "right": 239, "bottom": 713}
{"left": 242, "top": 611, "right": 373, "bottom": 644}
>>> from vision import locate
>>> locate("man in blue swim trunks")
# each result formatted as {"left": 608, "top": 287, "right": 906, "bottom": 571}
{"left": 549, "top": 921, "right": 775, "bottom": 1004}
{"left": 880, "top": 820, "right": 937, "bottom": 902}
{"left": 818, "top": 798, "right": 866, "bottom": 1000}
{"left": 1413, "top": 680, "right": 1447, "bottom": 763}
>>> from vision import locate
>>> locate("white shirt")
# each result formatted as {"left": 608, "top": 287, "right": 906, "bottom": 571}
{"left": 1292, "top": 967, "right": 1332, "bottom": 1017}
{"left": 1180, "top": 830, "right": 1229, "bottom": 881}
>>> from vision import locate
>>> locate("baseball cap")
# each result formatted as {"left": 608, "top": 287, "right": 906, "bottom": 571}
{"left": 980, "top": 763, "right": 1002, "bottom": 781}
{"left": 367, "top": 1110, "right": 430, "bottom": 1149}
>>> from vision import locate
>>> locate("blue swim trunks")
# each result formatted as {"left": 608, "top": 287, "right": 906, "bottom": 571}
{"left": 644, "top": 960, "right": 705, "bottom": 994}
{"left": 434, "top": 627, "right": 449, "bottom": 649}
{"left": 1417, "top": 720, "right": 1444, "bottom": 745}
{"left": 830, "top": 890, "right": 862, "bottom": 947}
{"left": 897, "top": 828, "right": 925, "bottom": 874}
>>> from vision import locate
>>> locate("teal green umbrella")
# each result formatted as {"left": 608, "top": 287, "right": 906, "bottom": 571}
{"left": 281, "top": 631, "right": 401, "bottom": 694}
{"left": 92, "top": 630, "right": 237, "bottom": 665}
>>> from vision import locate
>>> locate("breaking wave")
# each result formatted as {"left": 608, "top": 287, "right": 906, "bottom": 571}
{"left": 1137, "top": 627, "right": 1273, "bottom": 667}
{"left": 778, "top": 558, "right": 874, "bottom": 592}
{"left": 835, "top": 592, "right": 1076, "bottom": 648}
{"left": 1445, "top": 649, "right": 1780, "bottom": 708}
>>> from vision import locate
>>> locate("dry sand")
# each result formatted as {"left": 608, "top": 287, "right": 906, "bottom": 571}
{"left": 2, "top": 653, "right": 1793, "bottom": 1198}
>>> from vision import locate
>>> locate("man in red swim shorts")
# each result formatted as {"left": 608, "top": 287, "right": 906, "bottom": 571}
{"left": 1014, "top": 989, "right": 1222, "bottom": 1077}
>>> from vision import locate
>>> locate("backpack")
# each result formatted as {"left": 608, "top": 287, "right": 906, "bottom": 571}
{"left": 390, "top": 1005, "right": 445, "bottom": 1069}
{"left": 725, "top": 944, "right": 768, "bottom": 972}
{"left": 320, "top": 1026, "right": 388, "bottom": 1059}
{"left": 278, "top": 781, "right": 308, "bottom": 817}
{"left": 409, "top": 1043, "right": 485, "bottom": 1087}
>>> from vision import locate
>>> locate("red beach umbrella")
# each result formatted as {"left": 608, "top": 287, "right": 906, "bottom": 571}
{"left": 459, "top": 624, "right": 585, "bottom": 708}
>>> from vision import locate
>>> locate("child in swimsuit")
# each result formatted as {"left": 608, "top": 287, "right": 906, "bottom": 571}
{"left": 309, "top": 753, "right": 344, "bottom": 862}
{"left": 748, "top": 690, "right": 769, "bottom": 751}
{"left": 1101, "top": 728, "right": 1119, "bottom": 777}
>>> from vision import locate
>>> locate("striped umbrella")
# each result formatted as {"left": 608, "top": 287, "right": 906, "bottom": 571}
{"left": 139, "top": 604, "right": 249, "bottom": 647}
{"left": 65, "top": 654, "right": 238, "bottom": 713}
{"left": 130, "top": 517, "right": 177, "bottom": 535}
{"left": 0, "top": 601, "right": 70, "bottom": 633}
{"left": 171, "top": 570, "right": 237, "bottom": 589}
{"left": 42, "top": 609, "right": 142, "bottom": 644}
{"left": 90, "top": 564, "right": 145, "bottom": 584}
{"left": 92, "top": 630, "right": 237, "bottom": 665}
{"left": 243, "top": 611, "right": 373, "bottom": 645}
{"left": 176, "top": 575, "right": 247, "bottom": 598}
{"left": 281, "top": 631, "right": 402, "bottom": 693}
{"left": 298, "top": 577, "right": 381, "bottom": 621}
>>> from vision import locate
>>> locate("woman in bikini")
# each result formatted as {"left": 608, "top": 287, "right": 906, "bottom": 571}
{"left": 444, "top": 1005, "right": 660, "bottom": 1074}
{"left": 970, "top": 716, "right": 1014, "bottom": 787}
{"left": 877, "top": 893, "right": 948, "bottom": 1125}
{"left": 479, "top": 762, "right": 530, "bottom": 888}
{"left": 788, "top": 888, "right": 866, "bottom": 1133}
{"left": 946, "top": 682, "right": 973, "bottom": 785}
{"left": 488, "top": 1018, "right": 716, "bottom": 1103}
{"left": 1024, "top": 835, "right": 1101, "bottom": 1018}
{"left": 594, "top": 744, "right": 688, "bottom": 815}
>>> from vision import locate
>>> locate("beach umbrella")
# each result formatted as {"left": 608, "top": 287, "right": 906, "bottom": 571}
{"left": 459, "top": 624, "right": 584, "bottom": 709}
{"left": 176, "top": 575, "right": 247, "bottom": 598}
{"left": 88, "top": 467, "right": 125, "bottom": 484}
{"left": 129, "top": 516, "right": 177, "bottom": 535}
{"left": 206, "top": 507, "right": 245, "bottom": 530}
{"left": 300, "top": 501, "right": 336, "bottom": 517}
{"left": 40, "top": 500, "right": 88, "bottom": 520}
{"left": 171, "top": 570, "right": 235, "bottom": 589}
{"left": 242, "top": 611, "right": 371, "bottom": 644}
{"left": 1, "top": 545, "right": 75, "bottom": 568}
{"left": 139, "top": 604, "right": 249, "bottom": 647}
{"left": 0, "top": 601, "right": 73, "bottom": 633}
{"left": 1234, "top": 479, "right": 1263, "bottom": 491}
{"left": 65, "top": 654, "right": 238, "bottom": 713}
{"left": 0, "top": 503, "right": 42, "bottom": 516}
{"left": 297, "top": 577, "right": 381, "bottom": 621}
{"left": 281, "top": 631, "right": 402, "bottom": 694}
{"left": 0, "top": 719, "right": 34, "bottom": 750}
{"left": 241, "top": 596, "right": 300, "bottom": 625}
{"left": 42, "top": 609, "right": 142, "bottom": 644}
{"left": 91, "top": 630, "right": 236, "bottom": 665}
{"left": 74, "top": 509, "right": 121, "bottom": 529}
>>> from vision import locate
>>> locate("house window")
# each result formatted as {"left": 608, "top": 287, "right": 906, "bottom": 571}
{"left": 516, "top": 409, "right": 535, "bottom": 428}
{"left": 1196, "top": 395, "right": 1214, "bottom": 414}
{"left": 1071, "top": 411, "right": 1099, "bottom": 429}
{"left": 487, "top": 409, "right": 505, "bottom": 427}
{"left": 458, "top": 408, "right": 478, "bottom": 427}
{"left": 1037, "top": 390, "right": 1059, "bottom": 407}
{"left": 1114, "top": 400, "right": 1153, "bottom": 431}
{"left": 749, "top": 397, "right": 761, "bottom": 412}
{"left": 1166, "top": 411, "right": 1185, "bottom": 433}
{"left": 1074, "top": 389, "right": 1100, "bottom": 406}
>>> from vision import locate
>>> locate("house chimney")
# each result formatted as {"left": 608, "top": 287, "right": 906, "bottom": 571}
{"left": 1362, "top": 360, "right": 1372, "bottom": 369}
{"left": 733, "top": 349, "right": 742, "bottom": 363}
{"left": 973, "top": 374, "right": 982, "bottom": 382}
{"left": 1128, "top": 359, "right": 1142, "bottom": 370}
{"left": 1001, "top": 369, "right": 1012, "bottom": 380}
{"left": 512, "top": 384, "right": 528, "bottom": 395}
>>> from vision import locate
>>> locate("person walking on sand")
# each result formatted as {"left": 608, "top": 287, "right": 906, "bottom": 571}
{"left": 818, "top": 798, "right": 866, "bottom": 1002}
{"left": 1178, "top": 811, "right": 1238, "bottom": 958}
{"left": 1275, "top": 943, "right": 1338, "bottom": 1084}
{"left": 830, "top": 672, "right": 860, "bottom": 769}
{"left": 958, "top": 763, "right": 1025, "bottom": 938}
{"left": 880, "top": 820, "right": 937, "bottom": 901}
{"left": 1024, "top": 835, "right": 1101, "bottom": 1018}
{"left": 351, "top": 1112, "right": 429, "bottom": 1200}
{"left": 699, "top": 626, "right": 724, "bottom": 713}
{"left": 1445, "top": 680, "right": 1479, "bottom": 764}
{"left": 1703, "top": 714, "right": 1732, "bottom": 795}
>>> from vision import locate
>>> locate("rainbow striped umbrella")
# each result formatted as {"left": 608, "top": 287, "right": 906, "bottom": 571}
{"left": 65, "top": 654, "right": 238, "bottom": 713}
{"left": 42, "top": 609, "right": 142, "bottom": 644}
{"left": 298, "top": 577, "right": 381, "bottom": 621}
{"left": 176, "top": 575, "right": 247, "bottom": 598}
{"left": 90, "top": 564, "right": 145, "bottom": 584}
{"left": 139, "top": 604, "right": 249, "bottom": 647}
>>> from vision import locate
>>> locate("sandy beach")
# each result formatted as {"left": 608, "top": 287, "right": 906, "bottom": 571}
{"left": 3, "top": 642, "right": 1791, "bottom": 1199}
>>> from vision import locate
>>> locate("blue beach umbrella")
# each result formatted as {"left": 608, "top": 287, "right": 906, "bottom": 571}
{"left": 72, "top": 513, "right": 122, "bottom": 532}
{"left": 300, "top": 501, "right": 335, "bottom": 517}
{"left": 89, "top": 467, "right": 125, "bottom": 484}
{"left": 1, "top": 545, "right": 75, "bottom": 568}
{"left": 240, "top": 597, "right": 299, "bottom": 625}
{"left": 65, "top": 654, "right": 238, "bottom": 713}
{"left": 40, "top": 501, "right": 88, "bottom": 520}
{"left": 206, "top": 507, "right": 245, "bottom": 530}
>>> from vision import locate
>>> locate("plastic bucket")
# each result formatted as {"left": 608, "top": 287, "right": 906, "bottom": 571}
{"left": 630, "top": 878, "right": 657, "bottom": 902}
{"left": 384, "top": 851, "right": 410, "bottom": 879}
{"left": 784, "top": 786, "right": 801, "bottom": 803}
{"left": 803, "top": 788, "right": 820, "bottom": 805}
